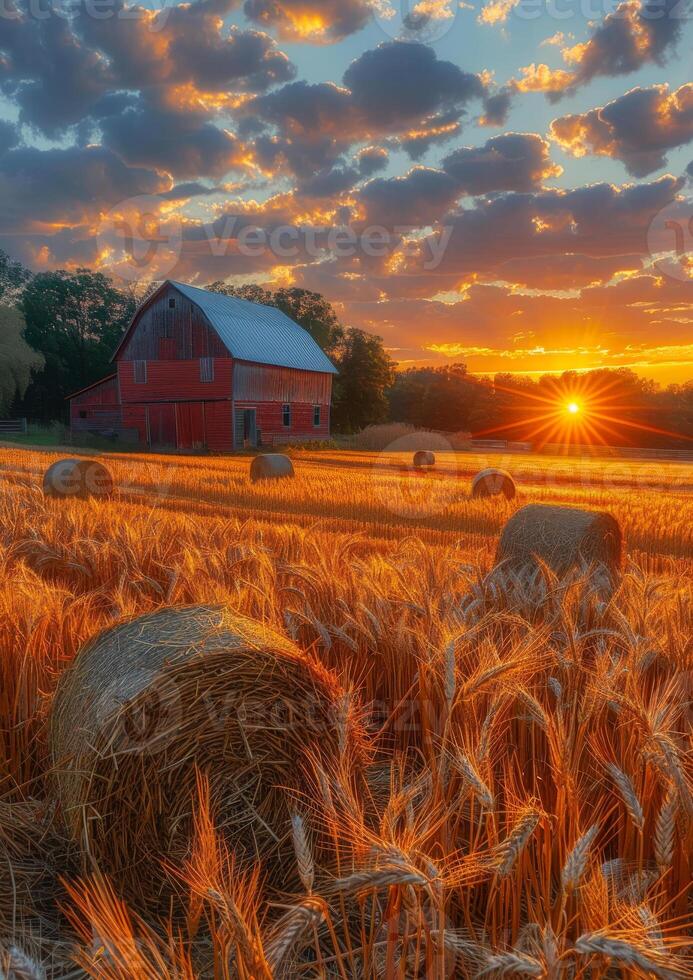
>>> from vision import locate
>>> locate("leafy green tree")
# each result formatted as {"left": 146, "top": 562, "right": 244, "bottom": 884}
{"left": 19, "top": 269, "right": 136, "bottom": 421}
{"left": 332, "top": 328, "right": 396, "bottom": 433}
{"left": 0, "top": 306, "right": 44, "bottom": 416}
{"left": 0, "top": 249, "right": 31, "bottom": 305}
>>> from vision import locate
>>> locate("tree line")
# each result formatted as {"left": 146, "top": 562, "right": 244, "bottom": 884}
{"left": 1, "top": 249, "right": 691, "bottom": 446}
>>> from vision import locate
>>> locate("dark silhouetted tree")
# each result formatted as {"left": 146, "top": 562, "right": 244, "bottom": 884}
{"left": 20, "top": 269, "right": 136, "bottom": 421}
{"left": 0, "top": 249, "right": 31, "bottom": 305}
{"left": 332, "top": 328, "right": 396, "bottom": 433}
{"left": 0, "top": 306, "right": 44, "bottom": 416}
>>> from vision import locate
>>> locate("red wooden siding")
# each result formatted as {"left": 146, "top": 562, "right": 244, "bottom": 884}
{"left": 120, "top": 284, "right": 226, "bottom": 362}
{"left": 147, "top": 403, "right": 176, "bottom": 446}
{"left": 233, "top": 363, "right": 332, "bottom": 403}
{"left": 121, "top": 404, "right": 147, "bottom": 444}
{"left": 69, "top": 375, "right": 123, "bottom": 434}
{"left": 234, "top": 400, "right": 330, "bottom": 447}
{"left": 118, "top": 358, "right": 233, "bottom": 403}
{"left": 231, "top": 362, "right": 332, "bottom": 447}
{"left": 204, "top": 401, "right": 234, "bottom": 452}
{"left": 70, "top": 375, "right": 119, "bottom": 407}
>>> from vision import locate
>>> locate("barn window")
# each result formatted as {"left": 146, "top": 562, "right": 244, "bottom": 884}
{"left": 168, "top": 297, "right": 176, "bottom": 309}
{"left": 282, "top": 403, "right": 291, "bottom": 427}
{"left": 200, "top": 357, "right": 214, "bottom": 383}
{"left": 134, "top": 360, "right": 147, "bottom": 383}
{"left": 79, "top": 410, "right": 87, "bottom": 419}
{"left": 313, "top": 405, "right": 321, "bottom": 427}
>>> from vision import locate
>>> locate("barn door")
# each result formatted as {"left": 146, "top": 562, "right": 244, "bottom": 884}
{"left": 176, "top": 403, "right": 206, "bottom": 450}
{"left": 176, "top": 404, "right": 190, "bottom": 449}
{"left": 190, "top": 403, "right": 205, "bottom": 449}
{"left": 149, "top": 404, "right": 176, "bottom": 447}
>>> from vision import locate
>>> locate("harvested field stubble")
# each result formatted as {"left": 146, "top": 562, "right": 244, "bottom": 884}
{"left": 0, "top": 445, "right": 691, "bottom": 977}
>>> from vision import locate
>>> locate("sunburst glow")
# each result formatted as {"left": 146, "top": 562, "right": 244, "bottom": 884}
{"left": 471, "top": 372, "right": 693, "bottom": 451}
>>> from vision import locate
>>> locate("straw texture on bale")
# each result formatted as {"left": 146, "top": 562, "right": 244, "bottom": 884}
{"left": 472, "top": 468, "right": 516, "bottom": 500}
{"left": 413, "top": 451, "right": 436, "bottom": 468}
{"left": 43, "top": 458, "right": 113, "bottom": 499}
{"left": 495, "top": 504, "right": 622, "bottom": 578}
{"left": 250, "top": 454, "right": 295, "bottom": 482}
{"left": 49, "top": 605, "right": 365, "bottom": 905}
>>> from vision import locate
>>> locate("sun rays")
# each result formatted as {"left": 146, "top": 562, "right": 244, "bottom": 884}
{"left": 472, "top": 372, "right": 693, "bottom": 450}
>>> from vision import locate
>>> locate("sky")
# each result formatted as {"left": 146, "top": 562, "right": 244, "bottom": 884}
{"left": 0, "top": 0, "right": 691, "bottom": 383}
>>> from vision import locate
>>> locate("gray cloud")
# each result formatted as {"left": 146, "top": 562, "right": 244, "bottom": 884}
{"left": 76, "top": 0, "right": 295, "bottom": 93}
{"left": 480, "top": 88, "right": 513, "bottom": 126}
{"left": 357, "top": 146, "right": 389, "bottom": 176}
{"left": 297, "top": 165, "right": 360, "bottom": 198}
{"left": 247, "top": 43, "right": 488, "bottom": 176}
{"left": 442, "top": 133, "right": 560, "bottom": 195}
{"left": 570, "top": 0, "right": 684, "bottom": 90}
{"left": 359, "top": 167, "right": 460, "bottom": 225}
{"left": 0, "top": 144, "right": 167, "bottom": 230}
{"left": 343, "top": 42, "right": 484, "bottom": 128}
{"left": 0, "top": 5, "right": 109, "bottom": 136}
{"left": 551, "top": 84, "right": 693, "bottom": 177}
{"left": 0, "top": 0, "right": 294, "bottom": 139}
{"left": 100, "top": 101, "right": 246, "bottom": 178}
{"left": 401, "top": 175, "right": 685, "bottom": 279}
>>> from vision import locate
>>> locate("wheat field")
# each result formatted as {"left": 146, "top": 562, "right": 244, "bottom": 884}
{"left": 0, "top": 445, "right": 691, "bottom": 978}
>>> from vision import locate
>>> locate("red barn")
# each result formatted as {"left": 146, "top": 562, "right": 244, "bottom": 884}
{"left": 68, "top": 280, "right": 338, "bottom": 451}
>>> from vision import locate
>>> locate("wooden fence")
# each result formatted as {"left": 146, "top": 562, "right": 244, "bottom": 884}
{"left": 0, "top": 419, "right": 28, "bottom": 434}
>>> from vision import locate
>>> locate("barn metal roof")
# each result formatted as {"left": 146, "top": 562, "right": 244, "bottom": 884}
{"left": 170, "top": 281, "right": 338, "bottom": 375}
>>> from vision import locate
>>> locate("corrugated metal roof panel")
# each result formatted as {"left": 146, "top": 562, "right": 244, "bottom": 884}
{"left": 170, "top": 281, "right": 338, "bottom": 375}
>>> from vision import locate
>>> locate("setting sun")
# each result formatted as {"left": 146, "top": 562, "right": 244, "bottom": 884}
{"left": 567, "top": 401, "right": 581, "bottom": 415}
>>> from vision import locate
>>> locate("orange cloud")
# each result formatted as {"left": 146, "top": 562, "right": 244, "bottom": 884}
{"left": 512, "top": 0, "right": 685, "bottom": 100}
{"left": 512, "top": 64, "right": 574, "bottom": 95}
{"left": 477, "top": 0, "right": 520, "bottom": 25}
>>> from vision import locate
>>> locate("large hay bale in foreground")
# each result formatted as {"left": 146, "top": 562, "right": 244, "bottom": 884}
{"left": 413, "top": 451, "right": 435, "bottom": 468}
{"left": 50, "top": 606, "right": 365, "bottom": 905}
{"left": 43, "top": 458, "right": 113, "bottom": 499}
{"left": 472, "top": 468, "right": 516, "bottom": 500}
{"left": 495, "top": 504, "right": 622, "bottom": 579}
{"left": 250, "top": 453, "right": 295, "bottom": 482}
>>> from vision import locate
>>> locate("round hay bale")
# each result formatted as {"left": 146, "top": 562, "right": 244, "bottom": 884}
{"left": 495, "top": 504, "right": 622, "bottom": 579}
{"left": 43, "top": 458, "right": 113, "bottom": 499}
{"left": 49, "top": 606, "right": 366, "bottom": 906}
{"left": 413, "top": 451, "right": 436, "bottom": 468}
{"left": 250, "top": 453, "right": 295, "bottom": 482}
{"left": 472, "top": 467, "right": 516, "bottom": 500}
